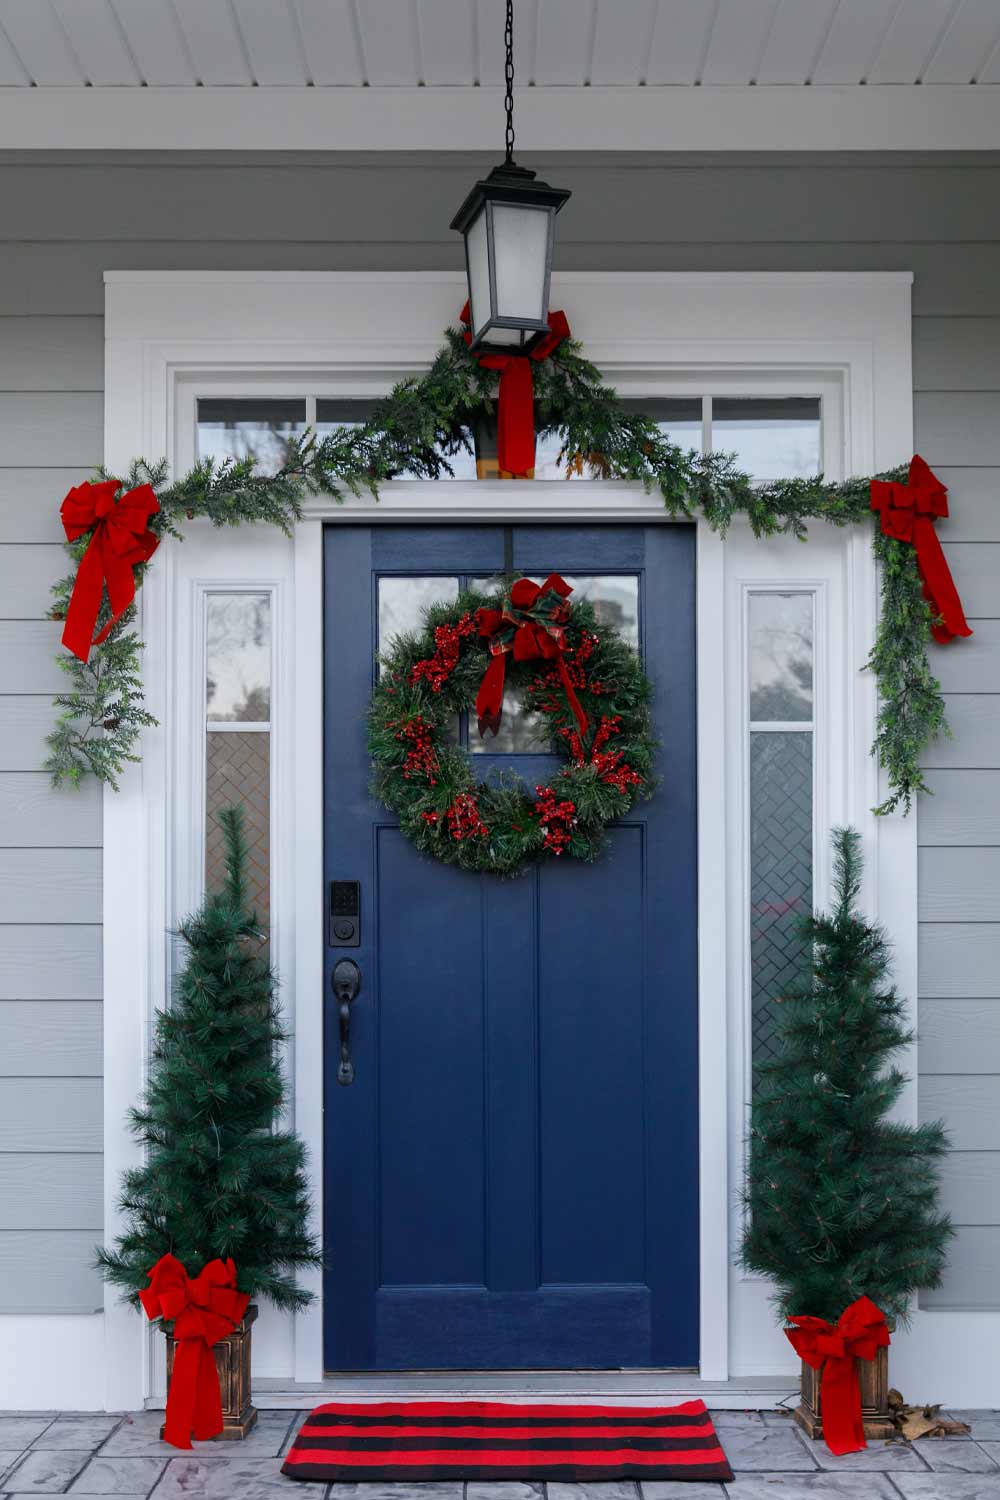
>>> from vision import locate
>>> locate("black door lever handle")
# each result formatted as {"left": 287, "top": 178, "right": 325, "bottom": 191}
{"left": 333, "top": 959, "right": 361, "bottom": 1085}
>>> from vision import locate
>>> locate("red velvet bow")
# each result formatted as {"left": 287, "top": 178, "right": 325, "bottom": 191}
{"left": 461, "top": 301, "right": 570, "bottom": 478}
{"left": 870, "top": 456, "right": 971, "bottom": 645}
{"left": 785, "top": 1296, "right": 891, "bottom": 1456}
{"left": 475, "top": 573, "right": 589, "bottom": 741}
{"left": 139, "top": 1253, "right": 249, "bottom": 1450}
{"left": 60, "top": 479, "right": 160, "bottom": 663}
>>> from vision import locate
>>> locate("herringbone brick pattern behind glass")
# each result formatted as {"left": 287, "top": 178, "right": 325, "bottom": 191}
{"left": 206, "top": 731, "right": 270, "bottom": 942}
{"left": 750, "top": 731, "right": 812, "bottom": 1076}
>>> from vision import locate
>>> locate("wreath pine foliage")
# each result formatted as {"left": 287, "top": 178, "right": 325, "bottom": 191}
{"left": 47, "top": 321, "right": 939, "bottom": 814}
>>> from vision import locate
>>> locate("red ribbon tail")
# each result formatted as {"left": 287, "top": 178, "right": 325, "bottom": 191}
{"left": 912, "top": 514, "right": 973, "bottom": 643}
{"left": 476, "top": 653, "right": 507, "bottom": 738}
{"left": 819, "top": 1354, "right": 867, "bottom": 1457}
{"left": 557, "top": 658, "right": 589, "bottom": 739}
{"left": 496, "top": 358, "right": 536, "bottom": 478}
{"left": 161, "top": 1337, "right": 200, "bottom": 1450}
{"left": 61, "top": 533, "right": 106, "bottom": 663}
{"left": 191, "top": 1340, "right": 224, "bottom": 1442}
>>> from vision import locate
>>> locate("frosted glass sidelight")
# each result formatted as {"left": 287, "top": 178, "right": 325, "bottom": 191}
{"left": 749, "top": 591, "right": 813, "bottom": 723}
{"left": 206, "top": 593, "right": 271, "bottom": 723}
{"left": 492, "top": 204, "right": 550, "bottom": 326}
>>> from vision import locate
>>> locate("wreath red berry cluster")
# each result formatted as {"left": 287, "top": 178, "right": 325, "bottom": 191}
{"left": 369, "top": 580, "right": 656, "bottom": 875}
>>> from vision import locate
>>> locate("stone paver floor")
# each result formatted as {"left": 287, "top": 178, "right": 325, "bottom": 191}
{"left": 0, "top": 1409, "right": 998, "bottom": 1499}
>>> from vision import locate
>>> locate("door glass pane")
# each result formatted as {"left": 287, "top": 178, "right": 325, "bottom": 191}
{"left": 197, "top": 399, "right": 306, "bottom": 473}
{"left": 534, "top": 398, "right": 702, "bottom": 480}
{"left": 206, "top": 593, "right": 271, "bottom": 723}
{"left": 750, "top": 732, "right": 813, "bottom": 1074}
{"left": 712, "top": 397, "right": 821, "bottom": 482}
{"left": 317, "top": 400, "right": 478, "bottom": 481}
{"left": 749, "top": 592, "right": 813, "bottom": 723}
{"left": 378, "top": 577, "right": 459, "bottom": 653}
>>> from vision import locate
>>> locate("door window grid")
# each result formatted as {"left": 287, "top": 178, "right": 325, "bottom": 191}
{"left": 746, "top": 590, "right": 815, "bottom": 1079}
{"left": 204, "top": 590, "right": 273, "bottom": 945}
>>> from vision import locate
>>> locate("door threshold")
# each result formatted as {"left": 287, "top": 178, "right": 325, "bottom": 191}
{"left": 239, "top": 1373, "right": 798, "bottom": 1411}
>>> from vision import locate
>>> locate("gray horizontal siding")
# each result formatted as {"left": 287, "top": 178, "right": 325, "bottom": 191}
{"left": 0, "top": 1079, "right": 101, "bottom": 1151}
{"left": 2, "top": 149, "right": 1000, "bottom": 1315}
{"left": 0, "top": 1156, "right": 102, "bottom": 1229}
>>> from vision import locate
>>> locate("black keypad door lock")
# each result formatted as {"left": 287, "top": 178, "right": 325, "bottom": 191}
{"left": 329, "top": 880, "right": 360, "bottom": 947}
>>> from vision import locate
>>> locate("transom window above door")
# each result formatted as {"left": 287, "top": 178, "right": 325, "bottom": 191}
{"left": 196, "top": 394, "right": 823, "bottom": 483}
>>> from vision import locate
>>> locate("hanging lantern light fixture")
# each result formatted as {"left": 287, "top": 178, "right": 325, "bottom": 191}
{"left": 451, "top": 0, "right": 571, "bottom": 355}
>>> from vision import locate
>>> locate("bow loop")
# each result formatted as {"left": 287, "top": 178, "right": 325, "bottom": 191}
{"left": 59, "top": 479, "right": 160, "bottom": 663}
{"left": 870, "top": 456, "right": 969, "bottom": 645}
{"left": 785, "top": 1296, "right": 890, "bottom": 1456}
{"left": 140, "top": 1253, "right": 248, "bottom": 1450}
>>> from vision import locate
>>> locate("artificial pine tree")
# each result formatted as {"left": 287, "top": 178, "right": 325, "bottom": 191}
{"left": 742, "top": 826, "right": 952, "bottom": 1325}
{"left": 99, "top": 806, "right": 321, "bottom": 1312}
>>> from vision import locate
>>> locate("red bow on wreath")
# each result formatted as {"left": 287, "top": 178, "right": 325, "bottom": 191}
{"left": 785, "top": 1295, "right": 891, "bottom": 1457}
{"left": 870, "top": 456, "right": 971, "bottom": 645}
{"left": 139, "top": 1253, "right": 248, "bottom": 1450}
{"left": 461, "top": 301, "right": 570, "bottom": 478}
{"left": 60, "top": 478, "right": 160, "bottom": 663}
{"left": 475, "top": 573, "right": 589, "bottom": 741}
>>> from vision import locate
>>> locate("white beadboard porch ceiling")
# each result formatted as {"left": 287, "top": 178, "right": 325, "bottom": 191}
{"left": 1, "top": 0, "right": 999, "bottom": 90}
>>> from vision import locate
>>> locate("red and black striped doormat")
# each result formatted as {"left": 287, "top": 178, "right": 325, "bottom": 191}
{"left": 281, "top": 1399, "right": 734, "bottom": 1483}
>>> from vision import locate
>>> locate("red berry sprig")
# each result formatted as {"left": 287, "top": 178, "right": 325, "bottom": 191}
{"left": 410, "top": 612, "right": 475, "bottom": 693}
{"left": 395, "top": 715, "right": 439, "bottom": 784}
{"left": 533, "top": 784, "right": 578, "bottom": 856}
{"left": 445, "top": 791, "right": 489, "bottom": 842}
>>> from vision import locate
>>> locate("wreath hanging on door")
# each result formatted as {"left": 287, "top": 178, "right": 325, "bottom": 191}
{"left": 369, "top": 574, "right": 655, "bottom": 874}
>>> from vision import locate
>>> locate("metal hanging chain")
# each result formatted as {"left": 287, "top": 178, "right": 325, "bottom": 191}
{"left": 504, "top": 0, "right": 515, "bottom": 164}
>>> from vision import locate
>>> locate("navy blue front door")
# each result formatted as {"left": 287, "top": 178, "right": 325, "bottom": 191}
{"left": 323, "top": 524, "right": 697, "bottom": 1371}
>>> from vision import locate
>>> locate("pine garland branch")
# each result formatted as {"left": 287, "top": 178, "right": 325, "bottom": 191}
{"left": 45, "top": 321, "right": 950, "bottom": 810}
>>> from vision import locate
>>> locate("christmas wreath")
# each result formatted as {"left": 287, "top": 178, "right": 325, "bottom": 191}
{"left": 368, "top": 574, "right": 654, "bottom": 874}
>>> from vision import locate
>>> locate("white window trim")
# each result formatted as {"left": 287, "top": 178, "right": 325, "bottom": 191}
{"left": 95, "top": 269, "right": 923, "bottom": 1409}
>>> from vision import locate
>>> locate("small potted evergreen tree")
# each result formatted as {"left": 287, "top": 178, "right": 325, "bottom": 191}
{"left": 742, "top": 826, "right": 952, "bottom": 1442}
{"left": 99, "top": 807, "right": 321, "bottom": 1440}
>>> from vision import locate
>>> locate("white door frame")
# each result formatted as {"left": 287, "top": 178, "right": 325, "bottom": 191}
{"left": 98, "top": 269, "right": 916, "bottom": 1408}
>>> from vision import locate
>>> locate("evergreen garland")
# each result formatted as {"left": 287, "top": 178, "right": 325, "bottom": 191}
{"left": 98, "top": 805, "right": 322, "bottom": 1313}
{"left": 47, "top": 320, "right": 941, "bottom": 813}
{"left": 741, "top": 827, "right": 952, "bottom": 1325}
{"left": 370, "top": 589, "right": 654, "bottom": 875}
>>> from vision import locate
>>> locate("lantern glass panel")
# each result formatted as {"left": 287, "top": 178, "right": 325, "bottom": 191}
{"left": 466, "top": 207, "right": 492, "bottom": 345}
{"left": 492, "top": 204, "right": 550, "bottom": 327}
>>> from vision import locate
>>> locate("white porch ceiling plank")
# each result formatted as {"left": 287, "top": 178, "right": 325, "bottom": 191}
{"left": 534, "top": 0, "right": 595, "bottom": 85}
{"left": 109, "top": 0, "right": 197, "bottom": 85}
{"left": 0, "top": 0, "right": 85, "bottom": 85}
{"left": 171, "top": 0, "right": 253, "bottom": 85}
{"left": 50, "top": 0, "right": 140, "bottom": 85}
{"left": 356, "top": 0, "right": 421, "bottom": 84}
{"left": 756, "top": 0, "right": 838, "bottom": 85}
{"left": 591, "top": 0, "right": 657, "bottom": 86}
{"left": 867, "top": 0, "right": 960, "bottom": 85}
{"left": 416, "top": 0, "right": 474, "bottom": 85}
{"left": 645, "top": 0, "right": 716, "bottom": 85}
{"left": 701, "top": 0, "right": 779, "bottom": 85}
{"left": 923, "top": 0, "right": 1000, "bottom": 82}
{"left": 477, "top": 0, "right": 537, "bottom": 83}
{"left": 811, "top": 0, "right": 898, "bottom": 84}
{"left": 293, "top": 0, "right": 364, "bottom": 85}
{"left": 232, "top": 0, "right": 307, "bottom": 85}
{"left": 0, "top": 21, "right": 29, "bottom": 84}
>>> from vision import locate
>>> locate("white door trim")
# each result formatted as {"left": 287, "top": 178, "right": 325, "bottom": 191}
{"left": 98, "top": 269, "right": 916, "bottom": 1406}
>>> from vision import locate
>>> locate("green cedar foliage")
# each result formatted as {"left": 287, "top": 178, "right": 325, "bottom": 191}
{"left": 98, "top": 807, "right": 321, "bottom": 1314}
{"left": 741, "top": 827, "right": 952, "bottom": 1326}
{"left": 47, "top": 328, "right": 944, "bottom": 813}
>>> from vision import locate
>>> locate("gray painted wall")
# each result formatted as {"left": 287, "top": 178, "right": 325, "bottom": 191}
{"left": 0, "top": 150, "right": 997, "bottom": 1315}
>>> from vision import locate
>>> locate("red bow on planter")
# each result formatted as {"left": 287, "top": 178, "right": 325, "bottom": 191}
{"left": 461, "top": 301, "right": 570, "bottom": 478}
{"left": 139, "top": 1253, "right": 249, "bottom": 1450}
{"left": 785, "top": 1295, "right": 891, "bottom": 1457}
{"left": 475, "top": 574, "right": 589, "bottom": 740}
{"left": 60, "top": 479, "right": 160, "bottom": 663}
{"left": 870, "top": 456, "right": 971, "bottom": 645}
